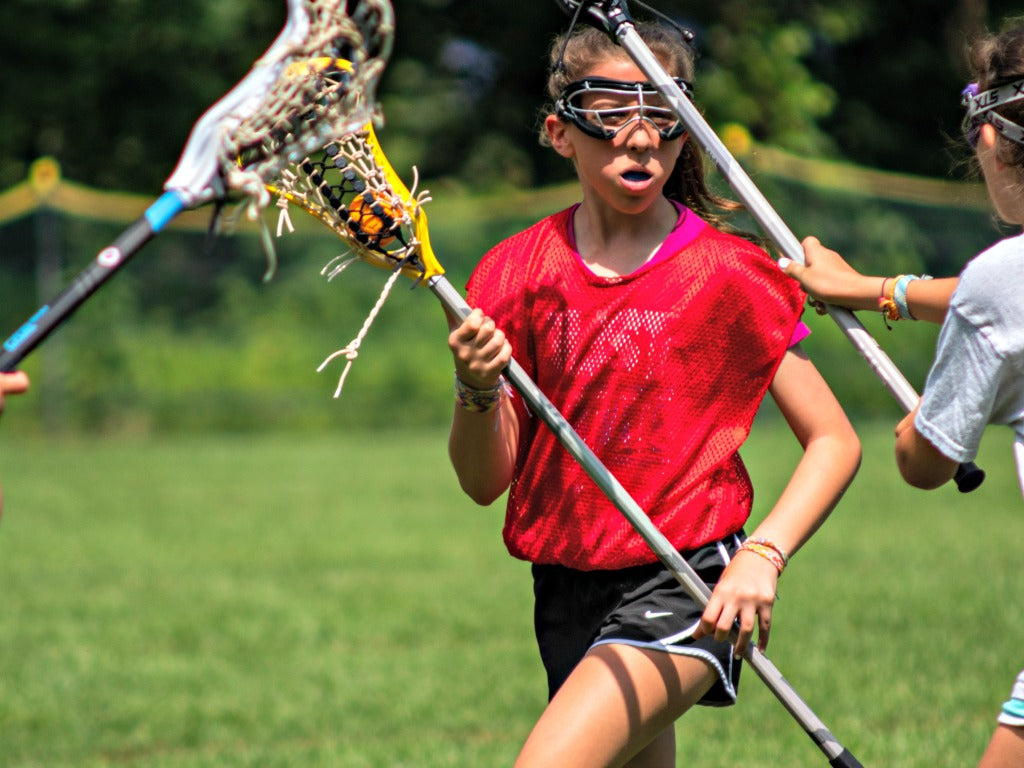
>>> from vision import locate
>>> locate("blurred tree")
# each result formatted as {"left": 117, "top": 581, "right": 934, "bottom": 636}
{"left": 378, "top": 1, "right": 568, "bottom": 188}
{"left": 379, "top": 1, "right": 866, "bottom": 187}
{"left": 693, "top": 2, "right": 864, "bottom": 156}
{"left": 0, "top": 0, "right": 285, "bottom": 190}
{"left": 813, "top": 0, "right": 1020, "bottom": 176}
{"left": 1, "top": 0, "right": 1020, "bottom": 190}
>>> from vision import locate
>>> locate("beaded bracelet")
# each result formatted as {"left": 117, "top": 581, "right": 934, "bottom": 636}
{"left": 738, "top": 537, "right": 789, "bottom": 575}
{"left": 454, "top": 374, "right": 506, "bottom": 413}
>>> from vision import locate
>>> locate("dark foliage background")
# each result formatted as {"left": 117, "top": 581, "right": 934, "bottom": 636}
{"left": 2, "top": 0, "right": 1019, "bottom": 191}
{"left": 0, "top": 1, "right": 1019, "bottom": 433}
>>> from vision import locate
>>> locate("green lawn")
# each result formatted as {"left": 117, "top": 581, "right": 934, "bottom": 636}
{"left": 0, "top": 422, "right": 1019, "bottom": 766}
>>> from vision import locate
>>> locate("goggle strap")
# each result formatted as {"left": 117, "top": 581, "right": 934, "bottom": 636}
{"left": 989, "top": 112, "right": 1024, "bottom": 145}
{"left": 963, "top": 77, "right": 1024, "bottom": 120}
{"left": 963, "top": 78, "right": 1024, "bottom": 147}
{"left": 561, "top": 76, "right": 693, "bottom": 100}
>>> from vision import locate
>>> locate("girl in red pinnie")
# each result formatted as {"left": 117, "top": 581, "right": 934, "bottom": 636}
{"left": 447, "top": 22, "right": 861, "bottom": 768}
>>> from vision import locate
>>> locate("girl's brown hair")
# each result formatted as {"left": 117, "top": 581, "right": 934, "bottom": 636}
{"left": 540, "top": 23, "right": 746, "bottom": 231}
{"left": 969, "top": 17, "right": 1024, "bottom": 176}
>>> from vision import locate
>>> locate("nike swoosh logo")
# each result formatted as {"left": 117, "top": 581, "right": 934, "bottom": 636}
{"left": 643, "top": 610, "right": 673, "bottom": 619}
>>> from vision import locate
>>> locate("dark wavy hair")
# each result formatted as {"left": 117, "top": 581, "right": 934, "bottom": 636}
{"left": 969, "top": 17, "right": 1024, "bottom": 179}
{"left": 540, "top": 23, "right": 748, "bottom": 233}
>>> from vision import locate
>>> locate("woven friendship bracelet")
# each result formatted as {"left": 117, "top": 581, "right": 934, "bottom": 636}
{"left": 879, "top": 274, "right": 932, "bottom": 324}
{"left": 454, "top": 374, "right": 506, "bottom": 413}
{"left": 878, "top": 274, "right": 903, "bottom": 327}
{"left": 738, "top": 537, "right": 789, "bottom": 574}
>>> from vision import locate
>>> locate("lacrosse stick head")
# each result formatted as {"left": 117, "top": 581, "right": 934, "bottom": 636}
{"left": 552, "top": 1, "right": 694, "bottom": 48}
{"left": 553, "top": 0, "right": 635, "bottom": 38}
{"left": 267, "top": 121, "right": 445, "bottom": 282}
{"left": 165, "top": 0, "right": 394, "bottom": 214}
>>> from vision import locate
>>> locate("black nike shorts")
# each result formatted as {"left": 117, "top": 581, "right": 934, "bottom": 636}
{"left": 531, "top": 533, "right": 743, "bottom": 706}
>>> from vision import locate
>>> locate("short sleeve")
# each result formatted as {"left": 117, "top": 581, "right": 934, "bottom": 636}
{"left": 914, "top": 307, "right": 1008, "bottom": 463}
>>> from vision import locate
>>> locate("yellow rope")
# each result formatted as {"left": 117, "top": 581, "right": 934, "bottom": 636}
{"left": 0, "top": 158, "right": 257, "bottom": 231}
{"left": 0, "top": 145, "right": 990, "bottom": 233}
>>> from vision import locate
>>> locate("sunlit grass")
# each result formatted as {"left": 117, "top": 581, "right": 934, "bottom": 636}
{"left": 0, "top": 421, "right": 1018, "bottom": 766}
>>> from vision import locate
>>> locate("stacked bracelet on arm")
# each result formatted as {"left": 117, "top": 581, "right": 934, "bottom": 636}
{"left": 878, "top": 275, "right": 903, "bottom": 327}
{"left": 879, "top": 274, "right": 932, "bottom": 327}
{"left": 738, "top": 536, "right": 789, "bottom": 575}
{"left": 454, "top": 374, "right": 508, "bottom": 413}
{"left": 893, "top": 273, "right": 931, "bottom": 320}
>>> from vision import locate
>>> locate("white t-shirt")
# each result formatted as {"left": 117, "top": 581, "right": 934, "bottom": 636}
{"left": 914, "top": 232, "right": 1024, "bottom": 495}
{"left": 1000, "top": 670, "right": 1024, "bottom": 727}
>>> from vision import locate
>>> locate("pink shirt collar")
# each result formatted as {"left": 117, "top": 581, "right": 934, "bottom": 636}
{"left": 567, "top": 200, "right": 708, "bottom": 276}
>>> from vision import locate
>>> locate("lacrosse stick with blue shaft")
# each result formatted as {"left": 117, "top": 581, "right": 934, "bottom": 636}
{"left": 267, "top": 117, "right": 865, "bottom": 768}
{"left": 554, "top": 0, "right": 984, "bottom": 496}
{"left": 0, "top": 0, "right": 393, "bottom": 373}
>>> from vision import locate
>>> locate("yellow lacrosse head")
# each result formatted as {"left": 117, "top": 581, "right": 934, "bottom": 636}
{"left": 362, "top": 123, "right": 445, "bottom": 281}
{"left": 266, "top": 120, "right": 445, "bottom": 282}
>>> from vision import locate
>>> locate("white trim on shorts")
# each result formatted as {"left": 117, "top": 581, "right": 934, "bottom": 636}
{"left": 589, "top": 534, "right": 742, "bottom": 703}
{"left": 591, "top": 623, "right": 738, "bottom": 702}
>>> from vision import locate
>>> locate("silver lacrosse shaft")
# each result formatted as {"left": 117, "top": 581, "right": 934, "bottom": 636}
{"left": 620, "top": 31, "right": 917, "bottom": 402}
{"left": 429, "top": 274, "right": 863, "bottom": 768}
{"left": 603, "top": 13, "right": 983, "bottom": 493}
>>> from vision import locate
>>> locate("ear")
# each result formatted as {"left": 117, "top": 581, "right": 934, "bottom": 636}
{"left": 978, "top": 122, "right": 999, "bottom": 150}
{"left": 977, "top": 123, "right": 1008, "bottom": 170}
{"left": 545, "top": 114, "right": 575, "bottom": 159}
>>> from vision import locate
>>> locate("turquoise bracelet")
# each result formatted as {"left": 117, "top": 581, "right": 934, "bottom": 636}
{"left": 893, "top": 274, "right": 932, "bottom": 320}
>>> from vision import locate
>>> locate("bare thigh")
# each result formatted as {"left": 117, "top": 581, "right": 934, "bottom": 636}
{"left": 514, "top": 643, "right": 718, "bottom": 768}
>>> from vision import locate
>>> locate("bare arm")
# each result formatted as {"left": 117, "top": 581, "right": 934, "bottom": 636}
{"left": 0, "top": 371, "right": 31, "bottom": 516}
{"left": 749, "top": 346, "right": 862, "bottom": 555}
{"left": 447, "top": 309, "right": 519, "bottom": 506}
{"left": 782, "top": 236, "right": 958, "bottom": 323}
{"left": 893, "top": 408, "right": 959, "bottom": 489}
{"left": 0, "top": 371, "right": 30, "bottom": 409}
{"left": 696, "top": 346, "right": 861, "bottom": 656}
{"left": 902, "top": 277, "right": 958, "bottom": 324}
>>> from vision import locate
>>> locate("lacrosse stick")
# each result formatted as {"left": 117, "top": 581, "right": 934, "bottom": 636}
{"left": 0, "top": 0, "right": 393, "bottom": 373}
{"left": 266, "top": 116, "right": 864, "bottom": 768}
{"left": 553, "top": 0, "right": 984, "bottom": 495}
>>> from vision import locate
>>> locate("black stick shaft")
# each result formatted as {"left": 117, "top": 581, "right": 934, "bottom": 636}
{"left": 1, "top": 192, "right": 185, "bottom": 372}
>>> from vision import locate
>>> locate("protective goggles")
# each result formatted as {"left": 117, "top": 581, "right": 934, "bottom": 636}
{"left": 961, "top": 77, "right": 1024, "bottom": 149}
{"left": 555, "top": 77, "right": 692, "bottom": 140}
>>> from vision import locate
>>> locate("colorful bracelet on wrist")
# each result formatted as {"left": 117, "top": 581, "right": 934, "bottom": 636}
{"left": 878, "top": 274, "right": 903, "bottom": 327}
{"left": 454, "top": 374, "right": 506, "bottom": 413}
{"left": 738, "top": 537, "right": 789, "bottom": 575}
{"left": 893, "top": 273, "right": 932, "bottom": 320}
{"left": 879, "top": 273, "right": 932, "bottom": 325}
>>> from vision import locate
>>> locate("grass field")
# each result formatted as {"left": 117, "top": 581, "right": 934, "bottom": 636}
{"left": 0, "top": 420, "right": 1020, "bottom": 767}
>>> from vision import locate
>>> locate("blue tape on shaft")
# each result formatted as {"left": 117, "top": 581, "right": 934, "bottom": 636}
{"left": 3, "top": 306, "right": 49, "bottom": 353}
{"left": 144, "top": 191, "right": 186, "bottom": 232}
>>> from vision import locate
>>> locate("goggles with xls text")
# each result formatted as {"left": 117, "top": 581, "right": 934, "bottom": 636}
{"left": 961, "top": 77, "right": 1024, "bottom": 149}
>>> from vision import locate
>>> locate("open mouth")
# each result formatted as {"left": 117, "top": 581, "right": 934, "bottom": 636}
{"left": 622, "top": 170, "right": 651, "bottom": 182}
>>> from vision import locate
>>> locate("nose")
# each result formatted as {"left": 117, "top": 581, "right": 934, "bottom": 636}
{"left": 623, "top": 117, "right": 658, "bottom": 150}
